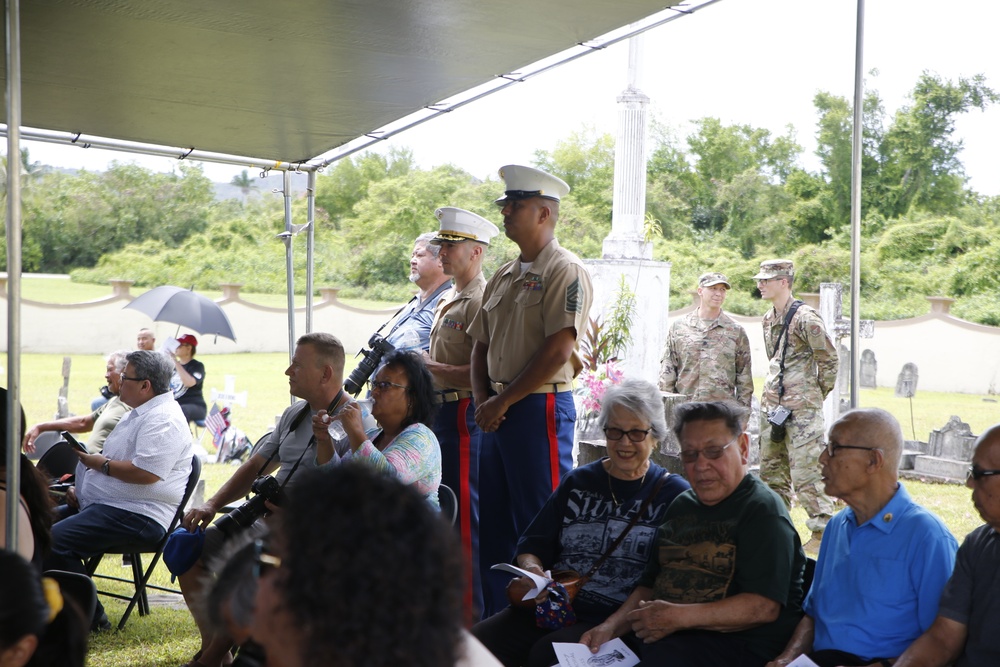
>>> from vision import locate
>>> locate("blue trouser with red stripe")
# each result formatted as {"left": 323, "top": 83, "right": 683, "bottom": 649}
{"left": 433, "top": 397, "right": 483, "bottom": 623}
{"left": 478, "top": 390, "right": 576, "bottom": 619}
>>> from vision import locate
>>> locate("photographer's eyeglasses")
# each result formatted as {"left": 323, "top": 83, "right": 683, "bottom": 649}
{"left": 253, "top": 539, "right": 282, "bottom": 579}
{"left": 603, "top": 427, "right": 651, "bottom": 443}
{"left": 368, "top": 380, "right": 408, "bottom": 392}
{"left": 679, "top": 436, "right": 738, "bottom": 464}
{"left": 968, "top": 465, "right": 1000, "bottom": 482}
{"left": 119, "top": 373, "right": 146, "bottom": 383}
{"left": 823, "top": 441, "right": 881, "bottom": 458}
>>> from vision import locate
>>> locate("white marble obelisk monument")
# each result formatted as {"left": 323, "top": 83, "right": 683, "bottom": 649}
{"left": 586, "top": 34, "right": 672, "bottom": 383}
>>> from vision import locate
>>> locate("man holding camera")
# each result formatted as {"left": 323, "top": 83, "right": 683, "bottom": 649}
{"left": 424, "top": 206, "right": 499, "bottom": 620}
{"left": 178, "top": 332, "right": 372, "bottom": 667}
{"left": 470, "top": 165, "right": 594, "bottom": 617}
{"left": 756, "top": 259, "right": 838, "bottom": 552}
{"left": 383, "top": 232, "right": 452, "bottom": 355}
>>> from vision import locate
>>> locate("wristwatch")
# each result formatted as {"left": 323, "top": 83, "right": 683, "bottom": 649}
{"left": 101, "top": 459, "right": 111, "bottom": 476}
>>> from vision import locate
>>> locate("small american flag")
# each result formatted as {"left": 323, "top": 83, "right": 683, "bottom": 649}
{"left": 205, "top": 404, "right": 228, "bottom": 445}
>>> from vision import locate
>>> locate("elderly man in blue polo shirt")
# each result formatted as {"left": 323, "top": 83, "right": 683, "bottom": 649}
{"left": 766, "top": 408, "right": 957, "bottom": 667}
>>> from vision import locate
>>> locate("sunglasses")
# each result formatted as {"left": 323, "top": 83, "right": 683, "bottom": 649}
{"left": 603, "top": 427, "right": 651, "bottom": 443}
{"left": 368, "top": 380, "right": 408, "bottom": 392}
{"left": 968, "top": 465, "right": 1000, "bottom": 482}
{"left": 679, "top": 436, "right": 738, "bottom": 464}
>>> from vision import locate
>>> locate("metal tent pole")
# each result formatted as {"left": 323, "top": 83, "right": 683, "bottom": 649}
{"left": 5, "top": 0, "right": 23, "bottom": 551}
{"left": 281, "top": 171, "right": 295, "bottom": 381}
{"left": 305, "top": 171, "right": 316, "bottom": 333}
{"left": 848, "top": 0, "right": 865, "bottom": 408}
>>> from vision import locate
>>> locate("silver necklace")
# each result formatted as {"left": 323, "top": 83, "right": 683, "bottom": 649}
{"left": 608, "top": 465, "right": 647, "bottom": 507}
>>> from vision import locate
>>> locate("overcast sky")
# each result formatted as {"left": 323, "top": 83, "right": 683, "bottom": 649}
{"left": 22, "top": 0, "right": 1000, "bottom": 195}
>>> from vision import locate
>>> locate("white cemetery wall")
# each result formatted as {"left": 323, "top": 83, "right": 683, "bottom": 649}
{"left": 665, "top": 304, "right": 1000, "bottom": 396}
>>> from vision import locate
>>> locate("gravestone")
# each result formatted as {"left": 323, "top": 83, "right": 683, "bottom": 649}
{"left": 56, "top": 357, "right": 72, "bottom": 418}
{"left": 928, "top": 416, "right": 976, "bottom": 461}
{"left": 895, "top": 363, "right": 918, "bottom": 398}
{"left": 860, "top": 349, "right": 877, "bottom": 388}
{"left": 908, "top": 416, "right": 977, "bottom": 482}
{"left": 837, "top": 343, "right": 850, "bottom": 392}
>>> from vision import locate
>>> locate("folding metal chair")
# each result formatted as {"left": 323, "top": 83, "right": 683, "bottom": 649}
{"left": 85, "top": 454, "right": 202, "bottom": 630}
{"left": 36, "top": 441, "right": 83, "bottom": 479}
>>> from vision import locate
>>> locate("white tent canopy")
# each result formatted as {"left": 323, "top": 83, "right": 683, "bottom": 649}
{"left": 3, "top": 0, "right": 687, "bottom": 168}
{"left": 5, "top": 0, "right": 713, "bottom": 549}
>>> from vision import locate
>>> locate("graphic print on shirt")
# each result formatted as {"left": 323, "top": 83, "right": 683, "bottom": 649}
{"left": 557, "top": 487, "right": 669, "bottom": 610}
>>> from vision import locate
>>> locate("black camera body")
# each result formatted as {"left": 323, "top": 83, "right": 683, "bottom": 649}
{"left": 213, "top": 475, "right": 284, "bottom": 538}
{"left": 344, "top": 333, "right": 396, "bottom": 396}
{"left": 767, "top": 405, "right": 792, "bottom": 443}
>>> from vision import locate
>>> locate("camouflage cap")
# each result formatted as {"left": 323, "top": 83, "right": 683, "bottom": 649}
{"left": 698, "top": 272, "right": 731, "bottom": 289}
{"left": 753, "top": 259, "right": 794, "bottom": 280}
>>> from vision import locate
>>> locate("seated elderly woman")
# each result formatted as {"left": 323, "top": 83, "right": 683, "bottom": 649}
{"left": 252, "top": 463, "right": 500, "bottom": 667}
{"left": 314, "top": 350, "right": 442, "bottom": 505}
{"left": 472, "top": 378, "right": 691, "bottom": 667}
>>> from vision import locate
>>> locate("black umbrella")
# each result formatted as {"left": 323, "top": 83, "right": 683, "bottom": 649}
{"left": 124, "top": 286, "right": 237, "bottom": 342}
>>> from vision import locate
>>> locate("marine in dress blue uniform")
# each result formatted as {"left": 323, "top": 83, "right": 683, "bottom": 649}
{"left": 425, "top": 206, "right": 499, "bottom": 621}
{"left": 469, "top": 165, "right": 594, "bottom": 617}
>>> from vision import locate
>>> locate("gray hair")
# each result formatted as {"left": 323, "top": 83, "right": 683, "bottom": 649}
{"left": 598, "top": 379, "right": 668, "bottom": 444}
{"left": 106, "top": 349, "right": 130, "bottom": 373}
{"left": 125, "top": 350, "right": 174, "bottom": 395}
{"left": 673, "top": 401, "right": 749, "bottom": 441}
{"left": 415, "top": 232, "right": 441, "bottom": 258}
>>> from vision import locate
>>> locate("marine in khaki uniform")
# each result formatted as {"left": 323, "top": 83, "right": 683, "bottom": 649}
{"left": 756, "top": 259, "right": 838, "bottom": 552}
{"left": 468, "top": 165, "right": 594, "bottom": 617}
{"left": 424, "top": 206, "right": 499, "bottom": 621}
{"left": 658, "top": 271, "right": 754, "bottom": 408}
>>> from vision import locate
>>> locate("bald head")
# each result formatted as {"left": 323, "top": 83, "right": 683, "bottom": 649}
{"left": 969, "top": 424, "right": 1000, "bottom": 530}
{"left": 974, "top": 424, "right": 1000, "bottom": 459}
{"left": 833, "top": 408, "right": 904, "bottom": 475}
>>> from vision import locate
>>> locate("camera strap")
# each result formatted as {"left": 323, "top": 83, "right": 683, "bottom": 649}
{"left": 254, "top": 391, "right": 344, "bottom": 482}
{"left": 384, "top": 280, "right": 451, "bottom": 340}
{"left": 774, "top": 299, "right": 803, "bottom": 400}
{"left": 275, "top": 391, "right": 346, "bottom": 496}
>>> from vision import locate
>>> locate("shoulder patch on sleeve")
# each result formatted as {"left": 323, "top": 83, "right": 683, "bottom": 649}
{"left": 565, "top": 278, "right": 582, "bottom": 313}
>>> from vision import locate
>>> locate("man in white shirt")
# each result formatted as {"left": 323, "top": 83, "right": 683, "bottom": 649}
{"left": 45, "top": 349, "right": 192, "bottom": 631}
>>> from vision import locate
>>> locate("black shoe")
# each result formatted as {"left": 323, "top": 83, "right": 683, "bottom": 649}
{"left": 91, "top": 612, "right": 112, "bottom": 633}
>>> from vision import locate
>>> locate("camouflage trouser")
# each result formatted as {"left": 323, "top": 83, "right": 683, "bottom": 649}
{"left": 759, "top": 406, "right": 835, "bottom": 533}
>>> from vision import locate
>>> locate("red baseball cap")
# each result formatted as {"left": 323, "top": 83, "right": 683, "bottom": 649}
{"left": 177, "top": 334, "right": 198, "bottom": 351}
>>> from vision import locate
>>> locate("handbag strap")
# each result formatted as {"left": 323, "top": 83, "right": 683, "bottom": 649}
{"left": 581, "top": 471, "right": 670, "bottom": 581}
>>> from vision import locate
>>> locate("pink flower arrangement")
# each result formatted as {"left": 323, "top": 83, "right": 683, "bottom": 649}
{"left": 578, "top": 360, "right": 625, "bottom": 415}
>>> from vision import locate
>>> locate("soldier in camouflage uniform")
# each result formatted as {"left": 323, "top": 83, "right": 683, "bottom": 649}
{"left": 756, "top": 259, "right": 838, "bottom": 551}
{"left": 658, "top": 272, "right": 754, "bottom": 408}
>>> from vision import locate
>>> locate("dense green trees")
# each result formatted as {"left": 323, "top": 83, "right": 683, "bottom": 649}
{"left": 4, "top": 161, "right": 214, "bottom": 273}
{"left": 5, "top": 72, "right": 998, "bottom": 323}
